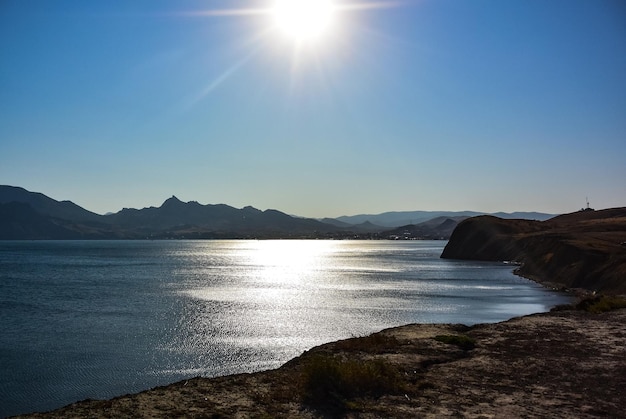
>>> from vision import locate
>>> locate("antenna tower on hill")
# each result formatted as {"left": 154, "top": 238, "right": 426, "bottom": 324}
{"left": 582, "top": 197, "right": 595, "bottom": 212}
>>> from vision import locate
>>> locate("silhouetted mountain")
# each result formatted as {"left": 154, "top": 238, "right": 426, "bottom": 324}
{"left": 0, "top": 186, "right": 346, "bottom": 239}
{"left": 318, "top": 218, "right": 382, "bottom": 233}
{"left": 335, "top": 210, "right": 555, "bottom": 227}
{"left": 382, "top": 216, "right": 468, "bottom": 240}
{"left": 103, "top": 196, "right": 336, "bottom": 238}
{"left": 352, "top": 221, "right": 385, "bottom": 232}
{"left": 0, "top": 185, "right": 560, "bottom": 240}
{"left": 319, "top": 218, "right": 353, "bottom": 228}
{"left": 0, "top": 202, "right": 75, "bottom": 239}
{"left": 0, "top": 185, "right": 101, "bottom": 223}
{"left": 0, "top": 202, "right": 114, "bottom": 239}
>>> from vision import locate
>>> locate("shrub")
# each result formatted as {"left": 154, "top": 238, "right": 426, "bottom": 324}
{"left": 334, "top": 333, "right": 400, "bottom": 353}
{"left": 550, "top": 303, "right": 575, "bottom": 312}
{"left": 576, "top": 295, "right": 626, "bottom": 313}
{"left": 433, "top": 334, "right": 476, "bottom": 350}
{"left": 301, "top": 354, "right": 402, "bottom": 412}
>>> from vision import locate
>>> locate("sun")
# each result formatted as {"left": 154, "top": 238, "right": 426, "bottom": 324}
{"left": 271, "top": 0, "right": 337, "bottom": 43}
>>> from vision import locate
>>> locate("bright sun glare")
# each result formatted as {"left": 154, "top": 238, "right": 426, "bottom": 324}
{"left": 272, "top": 0, "right": 336, "bottom": 43}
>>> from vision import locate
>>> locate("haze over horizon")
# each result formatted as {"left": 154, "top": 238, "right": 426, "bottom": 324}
{"left": 1, "top": 0, "right": 625, "bottom": 219}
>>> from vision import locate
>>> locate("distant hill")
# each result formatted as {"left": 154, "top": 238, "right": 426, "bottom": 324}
{"left": 441, "top": 208, "right": 626, "bottom": 294}
{"left": 0, "top": 187, "right": 337, "bottom": 239}
{"left": 103, "top": 196, "right": 337, "bottom": 238}
{"left": 0, "top": 185, "right": 561, "bottom": 240}
{"left": 320, "top": 218, "right": 354, "bottom": 228}
{"left": 334, "top": 210, "right": 555, "bottom": 228}
{"left": 0, "top": 201, "right": 117, "bottom": 239}
{"left": 0, "top": 202, "right": 79, "bottom": 239}
{"left": 0, "top": 185, "right": 100, "bottom": 223}
{"left": 383, "top": 216, "right": 469, "bottom": 240}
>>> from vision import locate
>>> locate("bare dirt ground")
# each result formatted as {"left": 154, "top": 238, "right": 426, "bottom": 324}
{"left": 16, "top": 307, "right": 626, "bottom": 418}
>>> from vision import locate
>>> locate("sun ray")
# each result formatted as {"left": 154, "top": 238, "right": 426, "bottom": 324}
{"left": 173, "top": 0, "right": 406, "bottom": 108}
{"left": 177, "top": 1, "right": 403, "bottom": 19}
{"left": 335, "top": 1, "right": 405, "bottom": 12}
{"left": 176, "top": 8, "right": 269, "bottom": 17}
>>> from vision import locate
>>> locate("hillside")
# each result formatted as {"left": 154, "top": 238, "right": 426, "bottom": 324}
{"left": 0, "top": 185, "right": 563, "bottom": 240}
{"left": 383, "top": 216, "right": 468, "bottom": 240}
{"left": 102, "top": 196, "right": 337, "bottom": 238}
{"left": 0, "top": 202, "right": 83, "bottom": 240}
{"left": 441, "top": 208, "right": 626, "bottom": 294}
{"left": 0, "top": 188, "right": 339, "bottom": 239}
{"left": 0, "top": 186, "right": 100, "bottom": 223}
{"left": 0, "top": 185, "right": 489, "bottom": 240}
{"left": 335, "top": 210, "right": 555, "bottom": 228}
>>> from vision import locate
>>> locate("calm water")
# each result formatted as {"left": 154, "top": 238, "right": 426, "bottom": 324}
{"left": 0, "top": 240, "right": 571, "bottom": 417}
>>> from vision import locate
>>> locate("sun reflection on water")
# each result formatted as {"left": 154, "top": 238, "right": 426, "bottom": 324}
{"left": 0, "top": 240, "right": 575, "bottom": 418}
{"left": 247, "top": 239, "right": 330, "bottom": 277}
{"left": 171, "top": 239, "right": 573, "bottom": 377}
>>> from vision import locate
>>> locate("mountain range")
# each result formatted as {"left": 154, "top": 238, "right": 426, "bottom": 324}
{"left": 0, "top": 185, "right": 557, "bottom": 240}
{"left": 335, "top": 210, "right": 555, "bottom": 227}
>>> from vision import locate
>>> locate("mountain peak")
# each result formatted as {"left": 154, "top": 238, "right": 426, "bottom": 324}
{"left": 161, "top": 195, "right": 185, "bottom": 208}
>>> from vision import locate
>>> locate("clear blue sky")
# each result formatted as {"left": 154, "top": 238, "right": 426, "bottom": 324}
{"left": 1, "top": 0, "right": 625, "bottom": 217}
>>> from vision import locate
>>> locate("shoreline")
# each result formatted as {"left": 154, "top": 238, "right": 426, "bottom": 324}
{"left": 15, "top": 305, "right": 626, "bottom": 418}
{"left": 11, "top": 216, "right": 626, "bottom": 417}
{"left": 13, "top": 270, "right": 624, "bottom": 418}
{"left": 513, "top": 266, "right": 598, "bottom": 300}
{"left": 10, "top": 271, "right": 574, "bottom": 417}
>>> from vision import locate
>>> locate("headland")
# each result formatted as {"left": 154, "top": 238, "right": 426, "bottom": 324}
{"left": 441, "top": 207, "right": 626, "bottom": 294}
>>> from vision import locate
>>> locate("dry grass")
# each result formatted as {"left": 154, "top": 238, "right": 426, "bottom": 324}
{"left": 300, "top": 353, "right": 403, "bottom": 414}
{"left": 334, "top": 332, "right": 400, "bottom": 353}
{"left": 576, "top": 295, "right": 626, "bottom": 313}
{"left": 433, "top": 334, "right": 476, "bottom": 350}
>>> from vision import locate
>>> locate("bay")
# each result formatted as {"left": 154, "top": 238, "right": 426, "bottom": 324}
{"left": 0, "top": 240, "right": 571, "bottom": 417}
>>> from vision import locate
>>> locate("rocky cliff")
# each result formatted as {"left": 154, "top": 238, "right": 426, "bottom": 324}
{"left": 441, "top": 208, "right": 626, "bottom": 294}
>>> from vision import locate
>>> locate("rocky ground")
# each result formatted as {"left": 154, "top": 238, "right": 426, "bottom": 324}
{"left": 17, "top": 303, "right": 626, "bottom": 418}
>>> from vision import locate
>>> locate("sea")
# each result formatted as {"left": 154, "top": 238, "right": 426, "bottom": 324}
{"left": 0, "top": 240, "right": 572, "bottom": 417}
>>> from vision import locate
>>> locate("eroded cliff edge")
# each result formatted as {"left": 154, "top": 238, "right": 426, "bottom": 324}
{"left": 441, "top": 207, "right": 626, "bottom": 294}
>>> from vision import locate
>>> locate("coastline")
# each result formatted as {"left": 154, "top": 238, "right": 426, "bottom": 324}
{"left": 14, "top": 305, "right": 626, "bottom": 418}
{"left": 513, "top": 267, "right": 597, "bottom": 300}
{"left": 12, "top": 260, "right": 626, "bottom": 418}
{"left": 440, "top": 208, "right": 626, "bottom": 295}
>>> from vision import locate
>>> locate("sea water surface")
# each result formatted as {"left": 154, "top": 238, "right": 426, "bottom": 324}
{"left": 0, "top": 240, "right": 571, "bottom": 417}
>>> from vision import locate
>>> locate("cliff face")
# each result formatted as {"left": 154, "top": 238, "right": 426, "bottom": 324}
{"left": 441, "top": 208, "right": 626, "bottom": 294}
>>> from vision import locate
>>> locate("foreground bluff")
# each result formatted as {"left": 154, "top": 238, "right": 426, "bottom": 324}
{"left": 441, "top": 208, "right": 626, "bottom": 294}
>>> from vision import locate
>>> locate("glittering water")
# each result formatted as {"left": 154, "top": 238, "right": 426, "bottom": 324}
{"left": 0, "top": 240, "right": 571, "bottom": 417}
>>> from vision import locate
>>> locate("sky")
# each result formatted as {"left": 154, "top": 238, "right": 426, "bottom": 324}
{"left": 1, "top": 0, "right": 625, "bottom": 218}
